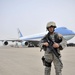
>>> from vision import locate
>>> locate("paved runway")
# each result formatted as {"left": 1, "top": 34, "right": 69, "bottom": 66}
{"left": 0, "top": 47, "right": 75, "bottom": 75}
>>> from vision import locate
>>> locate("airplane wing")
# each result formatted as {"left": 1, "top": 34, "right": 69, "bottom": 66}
{"left": 0, "top": 39, "right": 40, "bottom": 47}
{"left": 0, "top": 39, "right": 22, "bottom": 42}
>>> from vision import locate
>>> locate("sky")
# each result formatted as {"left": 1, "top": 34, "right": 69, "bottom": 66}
{"left": 0, "top": 0, "right": 75, "bottom": 43}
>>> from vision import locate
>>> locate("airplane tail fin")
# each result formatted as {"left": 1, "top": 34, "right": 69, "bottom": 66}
{"left": 17, "top": 28, "right": 23, "bottom": 38}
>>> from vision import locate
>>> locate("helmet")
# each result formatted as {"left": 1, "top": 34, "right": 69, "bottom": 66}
{"left": 46, "top": 21, "right": 56, "bottom": 30}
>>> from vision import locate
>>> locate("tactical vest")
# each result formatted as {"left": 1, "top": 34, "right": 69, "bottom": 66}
{"left": 41, "top": 32, "right": 63, "bottom": 51}
{"left": 43, "top": 32, "right": 62, "bottom": 43}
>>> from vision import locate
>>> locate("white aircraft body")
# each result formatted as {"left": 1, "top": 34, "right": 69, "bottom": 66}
{"left": 0, "top": 27, "right": 75, "bottom": 47}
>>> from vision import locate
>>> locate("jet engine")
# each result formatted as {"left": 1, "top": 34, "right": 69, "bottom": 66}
{"left": 3, "top": 41, "right": 8, "bottom": 45}
{"left": 22, "top": 41, "right": 29, "bottom": 47}
{"left": 25, "top": 41, "right": 29, "bottom": 46}
{"left": 22, "top": 41, "right": 34, "bottom": 47}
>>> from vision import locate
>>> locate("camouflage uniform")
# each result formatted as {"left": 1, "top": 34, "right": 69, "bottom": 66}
{"left": 40, "top": 32, "right": 67, "bottom": 75}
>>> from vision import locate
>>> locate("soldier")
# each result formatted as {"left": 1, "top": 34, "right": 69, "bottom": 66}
{"left": 39, "top": 21, "right": 67, "bottom": 75}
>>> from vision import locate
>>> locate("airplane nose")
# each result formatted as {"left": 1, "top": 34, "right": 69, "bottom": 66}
{"left": 55, "top": 27, "right": 75, "bottom": 35}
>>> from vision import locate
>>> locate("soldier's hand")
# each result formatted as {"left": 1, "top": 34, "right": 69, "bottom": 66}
{"left": 53, "top": 42, "right": 59, "bottom": 48}
{"left": 42, "top": 42, "right": 49, "bottom": 46}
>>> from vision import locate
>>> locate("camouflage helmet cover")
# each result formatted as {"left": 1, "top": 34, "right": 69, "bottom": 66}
{"left": 46, "top": 21, "right": 56, "bottom": 29}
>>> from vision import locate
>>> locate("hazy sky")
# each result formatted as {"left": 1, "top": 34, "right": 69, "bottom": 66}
{"left": 0, "top": 0, "right": 75, "bottom": 43}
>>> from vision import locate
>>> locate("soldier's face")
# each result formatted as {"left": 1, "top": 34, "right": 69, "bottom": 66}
{"left": 48, "top": 26, "right": 54, "bottom": 33}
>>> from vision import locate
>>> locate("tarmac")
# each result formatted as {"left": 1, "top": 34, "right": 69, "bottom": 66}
{"left": 0, "top": 46, "right": 75, "bottom": 75}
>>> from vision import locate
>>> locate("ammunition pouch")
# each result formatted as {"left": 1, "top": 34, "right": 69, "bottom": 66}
{"left": 59, "top": 45, "right": 63, "bottom": 50}
{"left": 41, "top": 56, "right": 51, "bottom": 67}
{"left": 40, "top": 45, "right": 47, "bottom": 51}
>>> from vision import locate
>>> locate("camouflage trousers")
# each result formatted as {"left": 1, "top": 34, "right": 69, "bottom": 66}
{"left": 44, "top": 53, "right": 63, "bottom": 75}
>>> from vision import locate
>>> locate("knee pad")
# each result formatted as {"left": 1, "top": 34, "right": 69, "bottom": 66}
{"left": 44, "top": 60, "right": 51, "bottom": 67}
{"left": 41, "top": 56, "right": 51, "bottom": 67}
